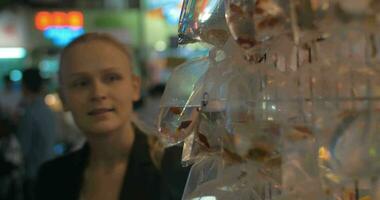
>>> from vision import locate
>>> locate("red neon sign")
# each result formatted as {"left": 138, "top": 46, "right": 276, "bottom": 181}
{"left": 35, "top": 11, "right": 84, "bottom": 30}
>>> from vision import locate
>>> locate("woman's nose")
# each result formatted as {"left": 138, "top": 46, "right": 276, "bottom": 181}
{"left": 90, "top": 80, "right": 107, "bottom": 101}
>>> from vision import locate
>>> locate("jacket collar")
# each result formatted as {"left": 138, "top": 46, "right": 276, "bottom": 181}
{"left": 72, "top": 127, "right": 157, "bottom": 200}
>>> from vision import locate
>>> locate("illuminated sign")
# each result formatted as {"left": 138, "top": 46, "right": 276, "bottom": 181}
{"left": 35, "top": 11, "right": 85, "bottom": 47}
{"left": 35, "top": 11, "right": 84, "bottom": 30}
{"left": 43, "top": 27, "right": 84, "bottom": 46}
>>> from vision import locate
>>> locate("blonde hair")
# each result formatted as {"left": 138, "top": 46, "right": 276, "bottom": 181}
{"left": 59, "top": 32, "right": 134, "bottom": 82}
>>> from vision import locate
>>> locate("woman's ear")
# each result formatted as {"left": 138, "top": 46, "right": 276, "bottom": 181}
{"left": 131, "top": 74, "right": 141, "bottom": 102}
{"left": 58, "top": 88, "right": 69, "bottom": 112}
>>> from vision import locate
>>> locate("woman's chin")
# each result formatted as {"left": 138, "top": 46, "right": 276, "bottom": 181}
{"left": 84, "top": 122, "right": 122, "bottom": 136}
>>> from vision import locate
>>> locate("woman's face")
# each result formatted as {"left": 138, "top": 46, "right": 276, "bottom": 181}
{"left": 60, "top": 40, "right": 140, "bottom": 136}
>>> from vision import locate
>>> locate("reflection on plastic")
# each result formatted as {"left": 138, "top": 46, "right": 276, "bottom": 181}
{"left": 191, "top": 196, "right": 217, "bottom": 200}
{"left": 178, "top": 0, "right": 229, "bottom": 47}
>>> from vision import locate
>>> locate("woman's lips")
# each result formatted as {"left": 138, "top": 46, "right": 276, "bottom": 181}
{"left": 87, "top": 108, "right": 115, "bottom": 115}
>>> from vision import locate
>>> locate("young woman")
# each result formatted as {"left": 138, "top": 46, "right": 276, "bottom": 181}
{"left": 34, "top": 33, "right": 186, "bottom": 200}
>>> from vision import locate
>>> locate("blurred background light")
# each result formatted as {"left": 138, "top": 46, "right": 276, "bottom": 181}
{"left": 0, "top": 48, "right": 27, "bottom": 59}
{"left": 146, "top": 0, "right": 182, "bottom": 25}
{"left": 162, "top": 5, "right": 181, "bottom": 25}
{"left": 43, "top": 27, "right": 85, "bottom": 47}
{"left": 35, "top": 10, "right": 85, "bottom": 47}
{"left": 39, "top": 58, "right": 59, "bottom": 78}
{"left": 146, "top": 0, "right": 181, "bottom": 10}
{"left": 9, "top": 69, "right": 22, "bottom": 82}
{"left": 155, "top": 40, "right": 167, "bottom": 51}
{"left": 35, "top": 11, "right": 84, "bottom": 30}
{"left": 44, "top": 93, "right": 63, "bottom": 112}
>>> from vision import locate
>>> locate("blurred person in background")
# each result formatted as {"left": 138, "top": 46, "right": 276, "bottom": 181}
{"left": 56, "top": 111, "right": 85, "bottom": 153}
{"left": 16, "top": 68, "right": 57, "bottom": 200}
{"left": 35, "top": 33, "right": 188, "bottom": 200}
{"left": 0, "top": 75, "right": 22, "bottom": 122}
{"left": 0, "top": 117, "right": 23, "bottom": 200}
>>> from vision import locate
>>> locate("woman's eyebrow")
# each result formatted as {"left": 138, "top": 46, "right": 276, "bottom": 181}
{"left": 65, "top": 67, "right": 124, "bottom": 78}
{"left": 101, "top": 67, "right": 123, "bottom": 73}
{"left": 68, "top": 72, "right": 88, "bottom": 77}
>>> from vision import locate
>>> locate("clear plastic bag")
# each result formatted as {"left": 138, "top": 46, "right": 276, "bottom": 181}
{"left": 178, "top": 0, "right": 230, "bottom": 47}
{"left": 158, "top": 57, "right": 210, "bottom": 146}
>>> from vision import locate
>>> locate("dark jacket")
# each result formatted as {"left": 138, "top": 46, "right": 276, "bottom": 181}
{"left": 35, "top": 129, "right": 188, "bottom": 200}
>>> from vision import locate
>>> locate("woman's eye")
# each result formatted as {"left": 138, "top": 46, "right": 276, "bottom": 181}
{"left": 72, "top": 79, "right": 89, "bottom": 88}
{"left": 105, "top": 74, "right": 121, "bottom": 82}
